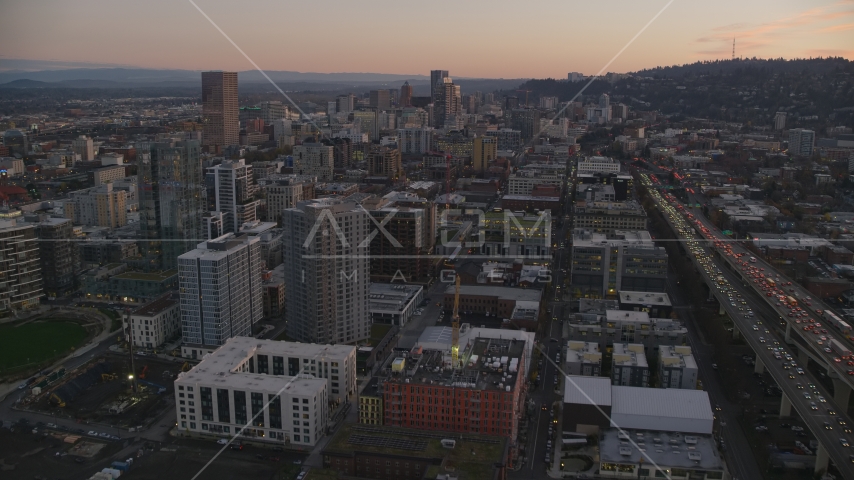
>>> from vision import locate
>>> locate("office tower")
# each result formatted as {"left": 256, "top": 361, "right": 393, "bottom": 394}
{"left": 788, "top": 128, "right": 815, "bottom": 157}
{"left": 352, "top": 110, "right": 379, "bottom": 140}
{"left": 433, "top": 78, "right": 461, "bottom": 128}
{"left": 336, "top": 94, "right": 356, "bottom": 114}
{"left": 259, "top": 101, "right": 287, "bottom": 124}
{"left": 201, "top": 71, "right": 239, "bottom": 149}
{"left": 65, "top": 183, "right": 128, "bottom": 228}
{"left": 0, "top": 220, "right": 42, "bottom": 312}
{"left": 178, "top": 233, "right": 262, "bottom": 357}
{"left": 324, "top": 137, "right": 353, "bottom": 169}
{"left": 510, "top": 109, "right": 542, "bottom": 141}
{"left": 206, "top": 159, "right": 259, "bottom": 234}
{"left": 400, "top": 81, "right": 413, "bottom": 107}
{"left": 360, "top": 192, "right": 436, "bottom": 282}
{"left": 281, "top": 198, "right": 370, "bottom": 344}
{"left": 472, "top": 136, "right": 497, "bottom": 173}
{"left": 774, "top": 111, "right": 787, "bottom": 130}
{"left": 71, "top": 135, "right": 95, "bottom": 161}
{"left": 327, "top": 101, "right": 337, "bottom": 117}
{"left": 293, "top": 143, "right": 334, "bottom": 181}
{"left": 367, "top": 145, "right": 402, "bottom": 179}
{"left": 398, "top": 127, "right": 434, "bottom": 154}
{"left": 505, "top": 96, "right": 519, "bottom": 110}
{"left": 138, "top": 140, "right": 207, "bottom": 271}
{"left": 369, "top": 90, "right": 391, "bottom": 110}
{"left": 570, "top": 230, "right": 666, "bottom": 298}
{"left": 430, "top": 70, "right": 449, "bottom": 103}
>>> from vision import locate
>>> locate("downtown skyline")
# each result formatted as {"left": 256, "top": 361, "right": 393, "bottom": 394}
{"left": 0, "top": 0, "right": 853, "bottom": 78}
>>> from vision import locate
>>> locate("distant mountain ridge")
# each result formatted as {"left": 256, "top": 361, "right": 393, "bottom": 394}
{"left": 630, "top": 57, "right": 852, "bottom": 78}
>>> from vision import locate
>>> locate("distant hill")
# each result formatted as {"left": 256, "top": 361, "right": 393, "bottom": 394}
{"left": 0, "top": 79, "right": 53, "bottom": 88}
{"left": 631, "top": 57, "right": 853, "bottom": 78}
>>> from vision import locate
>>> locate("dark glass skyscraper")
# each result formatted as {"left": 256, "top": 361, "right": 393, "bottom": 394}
{"left": 138, "top": 140, "right": 207, "bottom": 271}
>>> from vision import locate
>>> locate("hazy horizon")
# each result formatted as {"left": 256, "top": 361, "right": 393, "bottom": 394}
{"left": 1, "top": 0, "right": 853, "bottom": 79}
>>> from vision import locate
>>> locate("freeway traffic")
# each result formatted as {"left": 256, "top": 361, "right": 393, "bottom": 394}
{"left": 642, "top": 173, "right": 854, "bottom": 476}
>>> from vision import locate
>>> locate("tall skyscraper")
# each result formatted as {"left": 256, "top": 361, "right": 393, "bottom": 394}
{"left": 206, "top": 159, "right": 259, "bottom": 233}
{"left": 138, "top": 140, "right": 208, "bottom": 271}
{"left": 430, "top": 70, "right": 449, "bottom": 103}
{"left": 281, "top": 198, "right": 370, "bottom": 344}
{"left": 433, "top": 78, "right": 461, "bottom": 128}
{"left": 369, "top": 90, "right": 391, "bottom": 110}
{"left": 201, "top": 71, "right": 239, "bottom": 150}
{"left": 178, "top": 233, "right": 262, "bottom": 358}
{"left": 473, "top": 136, "right": 497, "bottom": 173}
{"left": 400, "top": 81, "right": 413, "bottom": 107}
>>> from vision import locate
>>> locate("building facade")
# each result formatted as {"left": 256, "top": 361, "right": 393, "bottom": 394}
{"left": 138, "top": 140, "right": 208, "bottom": 271}
{"left": 178, "top": 233, "right": 262, "bottom": 357}
{"left": 293, "top": 143, "right": 334, "bottom": 181}
{"left": 126, "top": 294, "right": 180, "bottom": 349}
{"left": 202, "top": 71, "right": 239, "bottom": 149}
{"left": 281, "top": 198, "right": 371, "bottom": 344}
{"left": 207, "top": 159, "right": 259, "bottom": 233}
{"left": 571, "top": 230, "right": 667, "bottom": 298}
{"left": 65, "top": 183, "right": 128, "bottom": 228}
{"left": 0, "top": 220, "right": 42, "bottom": 312}
{"left": 659, "top": 345, "right": 698, "bottom": 390}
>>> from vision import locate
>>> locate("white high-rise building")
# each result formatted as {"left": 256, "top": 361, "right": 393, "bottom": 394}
{"left": 292, "top": 143, "right": 334, "bottom": 181}
{"left": 774, "top": 111, "right": 787, "bottom": 130}
{"left": 398, "top": 127, "right": 434, "bottom": 154}
{"left": 281, "top": 197, "right": 371, "bottom": 345}
{"left": 179, "top": 233, "right": 263, "bottom": 359}
{"left": 259, "top": 101, "right": 287, "bottom": 124}
{"left": 207, "top": 159, "right": 259, "bottom": 233}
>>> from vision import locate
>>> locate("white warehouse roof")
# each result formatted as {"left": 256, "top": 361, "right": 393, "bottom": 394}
{"left": 562, "top": 375, "right": 611, "bottom": 406}
{"left": 611, "top": 386, "right": 713, "bottom": 435}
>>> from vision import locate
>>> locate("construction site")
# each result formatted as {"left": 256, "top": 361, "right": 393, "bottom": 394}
{"left": 18, "top": 352, "right": 186, "bottom": 430}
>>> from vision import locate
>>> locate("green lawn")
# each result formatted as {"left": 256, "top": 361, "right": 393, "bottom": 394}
{"left": 0, "top": 320, "right": 88, "bottom": 371}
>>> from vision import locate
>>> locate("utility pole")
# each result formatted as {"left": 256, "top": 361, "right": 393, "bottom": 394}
{"left": 126, "top": 309, "right": 138, "bottom": 393}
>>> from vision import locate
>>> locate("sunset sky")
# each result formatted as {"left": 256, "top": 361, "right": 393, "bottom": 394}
{"left": 1, "top": 0, "right": 853, "bottom": 78}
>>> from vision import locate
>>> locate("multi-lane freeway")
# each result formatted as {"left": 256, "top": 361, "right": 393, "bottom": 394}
{"left": 642, "top": 173, "right": 854, "bottom": 476}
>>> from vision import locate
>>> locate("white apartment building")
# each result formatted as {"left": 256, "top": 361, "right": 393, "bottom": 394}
{"left": 281, "top": 197, "right": 371, "bottom": 345}
{"left": 659, "top": 345, "right": 698, "bottom": 390}
{"left": 564, "top": 340, "right": 602, "bottom": 376}
{"left": 178, "top": 233, "right": 263, "bottom": 359}
{"left": 64, "top": 183, "right": 128, "bottom": 228}
{"left": 577, "top": 156, "right": 620, "bottom": 173}
{"left": 207, "top": 159, "right": 259, "bottom": 234}
{"left": 788, "top": 128, "right": 815, "bottom": 157}
{"left": 259, "top": 175, "right": 315, "bottom": 224}
{"left": 397, "top": 127, "right": 435, "bottom": 154}
{"left": 507, "top": 170, "right": 564, "bottom": 195}
{"left": 174, "top": 337, "right": 335, "bottom": 447}
{"left": 126, "top": 294, "right": 180, "bottom": 349}
{"left": 293, "top": 143, "right": 334, "bottom": 181}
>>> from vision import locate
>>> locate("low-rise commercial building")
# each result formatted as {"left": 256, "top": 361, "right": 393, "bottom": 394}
{"left": 577, "top": 155, "right": 620, "bottom": 173}
{"left": 599, "top": 428, "right": 725, "bottom": 479}
{"left": 442, "top": 284, "right": 542, "bottom": 321}
{"left": 618, "top": 291, "right": 673, "bottom": 318}
{"left": 368, "top": 283, "right": 423, "bottom": 327}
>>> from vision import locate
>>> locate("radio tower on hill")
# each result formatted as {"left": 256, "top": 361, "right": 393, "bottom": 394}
{"left": 732, "top": 38, "right": 736, "bottom": 60}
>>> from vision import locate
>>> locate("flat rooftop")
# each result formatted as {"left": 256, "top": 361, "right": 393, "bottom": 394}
{"left": 132, "top": 294, "right": 178, "bottom": 317}
{"left": 113, "top": 269, "right": 177, "bottom": 282}
{"left": 599, "top": 428, "right": 724, "bottom": 472}
{"left": 369, "top": 283, "right": 423, "bottom": 312}
{"left": 605, "top": 310, "right": 651, "bottom": 324}
{"left": 385, "top": 335, "right": 526, "bottom": 392}
{"left": 660, "top": 345, "right": 698, "bottom": 370}
{"left": 612, "top": 343, "right": 648, "bottom": 368}
{"left": 619, "top": 291, "right": 672, "bottom": 306}
{"left": 176, "top": 337, "right": 345, "bottom": 395}
{"left": 324, "top": 423, "right": 505, "bottom": 480}
{"left": 443, "top": 284, "right": 542, "bottom": 303}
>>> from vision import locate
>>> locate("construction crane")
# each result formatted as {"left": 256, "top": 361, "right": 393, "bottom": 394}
{"left": 451, "top": 275, "right": 461, "bottom": 369}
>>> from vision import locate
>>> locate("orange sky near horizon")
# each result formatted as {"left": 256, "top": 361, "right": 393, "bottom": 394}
{"left": 1, "top": 0, "right": 853, "bottom": 77}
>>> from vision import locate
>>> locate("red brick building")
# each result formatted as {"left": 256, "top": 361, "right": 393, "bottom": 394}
{"left": 382, "top": 336, "right": 527, "bottom": 440}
